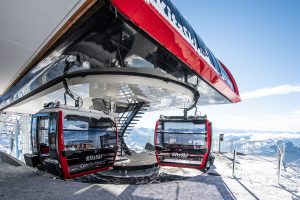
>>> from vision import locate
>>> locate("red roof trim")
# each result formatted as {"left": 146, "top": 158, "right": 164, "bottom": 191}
{"left": 112, "top": 0, "right": 241, "bottom": 103}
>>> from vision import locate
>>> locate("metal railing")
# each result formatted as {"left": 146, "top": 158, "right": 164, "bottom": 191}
{"left": 211, "top": 139, "right": 276, "bottom": 157}
{"left": 0, "top": 114, "right": 31, "bottom": 162}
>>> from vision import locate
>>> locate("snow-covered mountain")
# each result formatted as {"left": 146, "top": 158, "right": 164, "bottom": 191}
{"left": 124, "top": 128, "right": 154, "bottom": 153}
{"left": 219, "top": 130, "right": 300, "bottom": 166}
{"left": 125, "top": 127, "right": 300, "bottom": 166}
{"left": 2, "top": 125, "right": 299, "bottom": 167}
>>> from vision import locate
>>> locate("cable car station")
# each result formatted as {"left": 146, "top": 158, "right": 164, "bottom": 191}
{"left": 0, "top": 0, "right": 240, "bottom": 192}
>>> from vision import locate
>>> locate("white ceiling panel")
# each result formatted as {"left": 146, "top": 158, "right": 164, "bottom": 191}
{"left": 0, "top": 0, "right": 85, "bottom": 95}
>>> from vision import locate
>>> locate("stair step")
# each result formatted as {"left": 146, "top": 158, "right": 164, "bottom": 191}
{"left": 117, "top": 123, "right": 130, "bottom": 125}
{"left": 116, "top": 124, "right": 126, "bottom": 127}
{"left": 118, "top": 129, "right": 132, "bottom": 134}
{"left": 116, "top": 118, "right": 129, "bottom": 120}
{"left": 117, "top": 122, "right": 131, "bottom": 125}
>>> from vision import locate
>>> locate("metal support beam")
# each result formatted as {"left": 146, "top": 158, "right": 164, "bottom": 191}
{"left": 15, "top": 121, "right": 21, "bottom": 159}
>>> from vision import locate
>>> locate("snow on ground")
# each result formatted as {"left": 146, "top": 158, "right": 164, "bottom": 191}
{"left": 214, "top": 153, "right": 300, "bottom": 200}
{"left": 159, "top": 166, "right": 203, "bottom": 177}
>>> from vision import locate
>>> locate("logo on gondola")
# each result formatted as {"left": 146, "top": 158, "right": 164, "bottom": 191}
{"left": 86, "top": 154, "right": 102, "bottom": 162}
{"left": 171, "top": 152, "right": 189, "bottom": 158}
{"left": 80, "top": 160, "right": 106, "bottom": 169}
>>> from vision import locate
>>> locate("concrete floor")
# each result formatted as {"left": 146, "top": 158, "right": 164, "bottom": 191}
{"left": 0, "top": 160, "right": 234, "bottom": 200}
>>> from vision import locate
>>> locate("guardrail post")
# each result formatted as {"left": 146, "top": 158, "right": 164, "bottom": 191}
{"left": 277, "top": 145, "right": 283, "bottom": 184}
{"left": 219, "top": 134, "right": 224, "bottom": 153}
{"left": 278, "top": 151, "right": 281, "bottom": 184}
{"left": 232, "top": 150, "right": 237, "bottom": 177}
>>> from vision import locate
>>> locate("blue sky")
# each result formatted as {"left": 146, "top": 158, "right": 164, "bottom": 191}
{"left": 137, "top": 0, "right": 300, "bottom": 132}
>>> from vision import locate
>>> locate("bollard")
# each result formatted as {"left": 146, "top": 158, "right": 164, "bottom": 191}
{"left": 232, "top": 150, "right": 237, "bottom": 177}
{"left": 277, "top": 149, "right": 282, "bottom": 184}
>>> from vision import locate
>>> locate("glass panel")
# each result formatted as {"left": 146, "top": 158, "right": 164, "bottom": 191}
{"left": 49, "top": 116, "right": 58, "bottom": 159}
{"left": 62, "top": 114, "right": 117, "bottom": 174}
{"left": 39, "top": 117, "right": 49, "bottom": 130}
{"left": 38, "top": 117, "right": 49, "bottom": 155}
{"left": 31, "top": 117, "right": 37, "bottom": 154}
{"left": 164, "top": 122, "right": 206, "bottom": 133}
{"left": 38, "top": 127, "right": 48, "bottom": 145}
{"left": 63, "top": 115, "right": 116, "bottom": 151}
{"left": 162, "top": 133, "right": 206, "bottom": 146}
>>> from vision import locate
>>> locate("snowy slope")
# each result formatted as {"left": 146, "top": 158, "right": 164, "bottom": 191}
{"left": 214, "top": 153, "right": 300, "bottom": 200}
{"left": 126, "top": 128, "right": 300, "bottom": 166}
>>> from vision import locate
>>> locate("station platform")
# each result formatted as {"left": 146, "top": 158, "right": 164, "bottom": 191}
{"left": 77, "top": 152, "right": 159, "bottom": 184}
{"left": 113, "top": 152, "right": 158, "bottom": 170}
{"left": 0, "top": 157, "right": 235, "bottom": 200}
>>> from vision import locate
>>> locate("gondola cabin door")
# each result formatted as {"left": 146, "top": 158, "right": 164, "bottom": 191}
{"left": 25, "top": 106, "right": 118, "bottom": 179}
{"left": 154, "top": 117, "right": 212, "bottom": 170}
{"left": 29, "top": 112, "right": 60, "bottom": 175}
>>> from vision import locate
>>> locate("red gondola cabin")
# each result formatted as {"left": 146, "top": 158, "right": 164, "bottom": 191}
{"left": 24, "top": 103, "right": 118, "bottom": 179}
{"left": 154, "top": 116, "right": 213, "bottom": 171}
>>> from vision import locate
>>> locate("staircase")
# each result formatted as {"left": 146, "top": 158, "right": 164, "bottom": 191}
{"left": 115, "top": 102, "right": 150, "bottom": 156}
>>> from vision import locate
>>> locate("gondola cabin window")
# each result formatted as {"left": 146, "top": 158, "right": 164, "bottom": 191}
{"left": 62, "top": 114, "right": 117, "bottom": 175}
{"left": 38, "top": 117, "right": 50, "bottom": 155}
{"left": 157, "top": 122, "right": 206, "bottom": 148}
{"left": 63, "top": 115, "right": 116, "bottom": 151}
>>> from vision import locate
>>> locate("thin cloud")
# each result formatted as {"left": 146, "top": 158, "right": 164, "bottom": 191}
{"left": 291, "top": 109, "right": 300, "bottom": 115}
{"left": 241, "top": 84, "right": 300, "bottom": 100}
